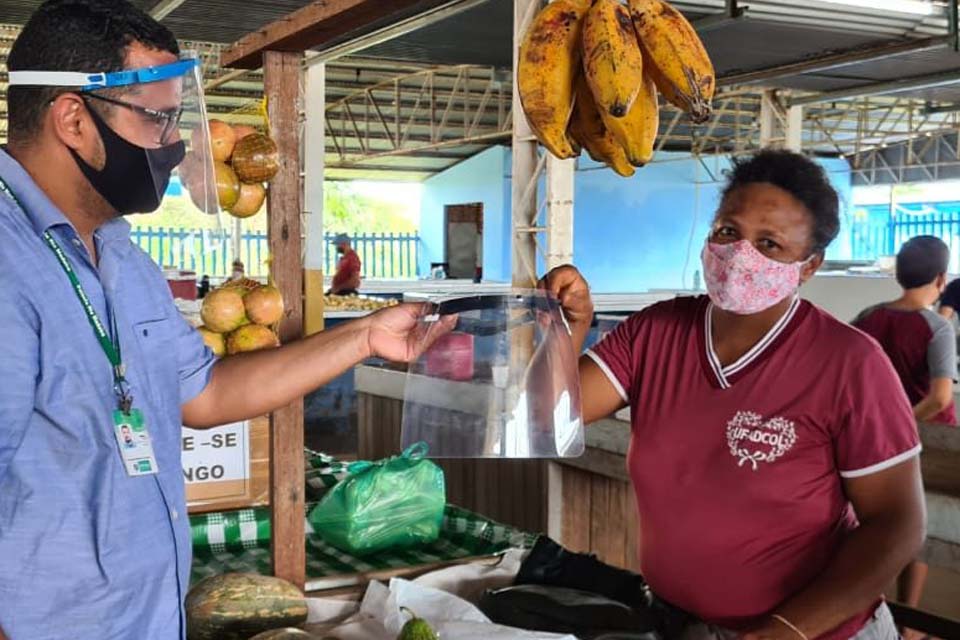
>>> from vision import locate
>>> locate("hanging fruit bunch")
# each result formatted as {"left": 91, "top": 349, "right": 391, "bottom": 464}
{"left": 184, "top": 120, "right": 279, "bottom": 218}
{"left": 518, "top": 0, "right": 715, "bottom": 176}
{"left": 196, "top": 280, "right": 284, "bottom": 356}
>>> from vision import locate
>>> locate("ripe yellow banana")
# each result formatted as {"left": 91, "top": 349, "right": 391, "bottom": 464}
{"left": 582, "top": 0, "right": 645, "bottom": 118}
{"left": 568, "top": 74, "right": 635, "bottom": 177}
{"left": 518, "top": 0, "right": 591, "bottom": 159}
{"left": 601, "top": 71, "right": 659, "bottom": 167}
{"left": 628, "top": 0, "right": 714, "bottom": 123}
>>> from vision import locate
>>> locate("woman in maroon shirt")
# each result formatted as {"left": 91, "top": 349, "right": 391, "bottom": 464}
{"left": 543, "top": 150, "right": 925, "bottom": 640}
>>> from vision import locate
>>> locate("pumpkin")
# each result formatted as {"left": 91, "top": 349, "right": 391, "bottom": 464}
{"left": 185, "top": 573, "right": 308, "bottom": 640}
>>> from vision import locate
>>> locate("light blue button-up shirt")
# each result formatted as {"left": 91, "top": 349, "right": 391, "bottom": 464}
{"left": 0, "top": 149, "right": 216, "bottom": 639}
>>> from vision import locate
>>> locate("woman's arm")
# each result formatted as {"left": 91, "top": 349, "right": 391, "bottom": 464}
{"left": 742, "top": 458, "right": 926, "bottom": 640}
{"left": 580, "top": 356, "right": 628, "bottom": 424}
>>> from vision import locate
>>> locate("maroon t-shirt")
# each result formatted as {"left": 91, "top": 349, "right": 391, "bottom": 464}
{"left": 332, "top": 249, "right": 362, "bottom": 290}
{"left": 853, "top": 305, "right": 957, "bottom": 425}
{"left": 588, "top": 296, "right": 920, "bottom": 639}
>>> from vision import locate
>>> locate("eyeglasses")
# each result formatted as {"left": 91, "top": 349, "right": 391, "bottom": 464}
{"left": 82, "top": 92, "right": 183, "bottom": 144}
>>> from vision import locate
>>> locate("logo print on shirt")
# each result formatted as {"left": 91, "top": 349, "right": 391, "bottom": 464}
{"left": 726, "top": 411, "right": 797, "bottom": 471}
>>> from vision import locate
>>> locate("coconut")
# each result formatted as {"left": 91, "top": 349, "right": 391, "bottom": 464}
{"left": 244, "top": 285, "right": 285, "bottom": 325}
{"left": 226, "top": 324, "right": 280, "bottom": 355}
{"left": 232, "top": 134, "right": 280, "bottom": 183}
{"left": 201, "top": 288, "right": 247, "bottom": 333}
{"left": 197, "top": 326, "right": 226, "bottom": 357}
{"left": 228, "top": 182, "right": 266, "bottom": 219}
{"left": 214, "top": 161, "right": 241, "bottom": 210}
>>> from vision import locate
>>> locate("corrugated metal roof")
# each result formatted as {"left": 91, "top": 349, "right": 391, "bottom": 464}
{"left": 1, "top": 0, "right": 959, "bottom": 180}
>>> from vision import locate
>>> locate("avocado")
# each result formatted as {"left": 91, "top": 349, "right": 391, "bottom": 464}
{"left": 397, "top": 608, "right": 438, "bottom": 640}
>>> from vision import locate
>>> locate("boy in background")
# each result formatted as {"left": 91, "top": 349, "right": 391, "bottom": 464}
{"left": 853, "top": 235, "right": 958, "bottom": 624}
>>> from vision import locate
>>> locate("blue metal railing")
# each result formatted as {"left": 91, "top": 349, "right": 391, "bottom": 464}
{"left": 850, "top": 202, "right": 960, "bottom": 272}
{"left": 129, "top": 226, "right": 420, "bottom": 279}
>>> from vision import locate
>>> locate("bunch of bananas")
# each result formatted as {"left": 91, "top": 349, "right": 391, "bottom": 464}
{"left": 518, "top": 0, "right": 714, "bottom": 177}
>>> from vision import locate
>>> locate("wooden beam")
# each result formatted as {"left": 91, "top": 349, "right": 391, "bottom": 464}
{"left": 265, "top": 50, "right": 306, "bottom": 589}
{"left": 221, "top": 0, "right": 444, "bottom": 70}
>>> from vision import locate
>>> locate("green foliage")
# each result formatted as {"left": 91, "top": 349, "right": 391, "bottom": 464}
{"left": 324, "top": 182, "right": 419, "bottom": 234}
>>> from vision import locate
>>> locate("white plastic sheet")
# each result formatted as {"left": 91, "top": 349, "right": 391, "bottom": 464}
{"left": 307, "top": 574, "right": 577, "bottom": 640}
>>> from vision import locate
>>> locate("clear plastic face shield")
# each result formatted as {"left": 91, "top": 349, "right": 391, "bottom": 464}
{"left": 7, "top": 53, "right": 220, "bottom": 217}
{"left": 400, "top": 291, "right": 585, "bottom": 459}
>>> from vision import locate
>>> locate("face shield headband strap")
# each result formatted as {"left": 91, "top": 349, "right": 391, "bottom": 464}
{"left": 7, "top": 58, "right": 199, "bottom": 91}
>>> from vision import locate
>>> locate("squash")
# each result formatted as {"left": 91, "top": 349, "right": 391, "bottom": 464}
{"left": 185, "top": 573, "right": 308, "bottom": 640}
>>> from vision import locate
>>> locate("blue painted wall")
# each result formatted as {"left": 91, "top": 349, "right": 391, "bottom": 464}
{"left": 420, "top": 148, "right": 853, "bottom": 292}
{"left": 418, "top": 146, "right": 512, "bottom": 281}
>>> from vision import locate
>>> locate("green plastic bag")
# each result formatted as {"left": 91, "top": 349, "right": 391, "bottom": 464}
{"left": 308, "top": 443, "right": 446, "bottom": 555}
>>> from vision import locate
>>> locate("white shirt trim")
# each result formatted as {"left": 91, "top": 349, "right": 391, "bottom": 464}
{"left": 704, "top": 309, "right": 731, "bottom": 389}
{"left": 839, "top": 444, "right": 923, "bottom": 479}
{"left": 585, "top": 349, "right": 629, "bottom": 403}
{"left": 706, "top": 295, "right": 800, "bottom": 388}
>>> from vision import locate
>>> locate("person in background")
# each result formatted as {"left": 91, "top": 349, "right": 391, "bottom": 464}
{"left": 197, "top": 274, "right": 211, "bottom": 298}
{"left": 228, "top": 258, "right": 245, "bottom": 281}
{"left": 938, "top": 274, "right": 960, "bottom": 322}
{"left": 853, "top": 236, "right": 957, "bottom": 426}
{"left": 852, "top": 235, "right": 957, "bottom": 630}
{"left": 329, "top": 232, "right": 362, "bottom": 295}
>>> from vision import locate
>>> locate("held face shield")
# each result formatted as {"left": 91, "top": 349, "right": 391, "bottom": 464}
{"left": 400, "top": 291, "right": 585, "bottom": 459}
{"left": 8, "top": 54, "right": 220, "bottom": 217}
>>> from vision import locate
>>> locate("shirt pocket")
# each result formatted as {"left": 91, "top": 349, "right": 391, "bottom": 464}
{"left": 129, "top": 316, "right": 180, "bottom": 409}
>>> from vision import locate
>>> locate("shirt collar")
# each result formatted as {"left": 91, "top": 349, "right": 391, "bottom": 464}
{"left": 0, "top": 147, "right": 131, "bottom": 251}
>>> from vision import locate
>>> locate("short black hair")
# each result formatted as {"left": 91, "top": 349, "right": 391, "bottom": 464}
{"left": 721, "top": 149, "right": 840, "bottom": 254}
{"left": 896, "top": 235, "right": 950, "bottom": 289}
{"left": 7, "top": 0, "right": 179, "bottom": 144}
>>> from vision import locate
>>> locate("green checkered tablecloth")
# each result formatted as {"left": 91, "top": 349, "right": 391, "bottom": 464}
{"left": 189, "top": 450, "right": 536, "bottom": 584}
{"left": 190, "top": 505, "right": 536, "bottom": 584}
{"left": 304, "top": 448, "right": 350, "bottom": 501}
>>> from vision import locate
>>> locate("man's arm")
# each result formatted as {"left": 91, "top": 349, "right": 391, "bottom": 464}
{"left": 182, "top": 303, "right": 453, "bottom": 427}
{"left": 915, "top": 317, "right": 958, "bottom": 422}
{"left": 742, "top": 458, "right": 926, "bottom": 640}
{"left": 914, "top": 377, "right": 954, "bottom": 421}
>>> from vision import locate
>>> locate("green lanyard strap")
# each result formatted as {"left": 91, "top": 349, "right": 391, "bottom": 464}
{"left": 0, "top": 175, "right": 132, "bottom": 412}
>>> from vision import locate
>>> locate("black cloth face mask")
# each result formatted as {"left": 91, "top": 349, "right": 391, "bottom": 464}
{"left": 70, "top": 101, "right": 185, "bottom": 214}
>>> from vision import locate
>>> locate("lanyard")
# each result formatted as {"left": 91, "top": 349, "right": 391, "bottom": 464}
{"left": 0, "top": 175, "right": 133, "bottom": 412}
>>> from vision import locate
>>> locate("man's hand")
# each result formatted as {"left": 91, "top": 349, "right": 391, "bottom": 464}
{"left": 539, "top": 265, "right": 594, "bottom": 353}
{"left": 363, "top": 303, "right": 456, "bottom": 362}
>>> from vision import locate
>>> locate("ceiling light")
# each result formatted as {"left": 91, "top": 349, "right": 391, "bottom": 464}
{"left": 819, "top": 0, "right": 934, "bottom": 15}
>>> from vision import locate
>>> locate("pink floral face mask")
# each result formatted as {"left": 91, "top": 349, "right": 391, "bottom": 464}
{"left": 701, "top": 239, "right": 809, "bottom": 315}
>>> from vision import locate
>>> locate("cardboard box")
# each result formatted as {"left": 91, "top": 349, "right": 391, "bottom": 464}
{"left": 183, "top": 415, "right": 270, "bottom": 514}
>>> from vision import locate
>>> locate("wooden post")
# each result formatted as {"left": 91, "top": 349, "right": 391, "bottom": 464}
{"left": 264, "top": 50, "right": 306, "bottom": 589}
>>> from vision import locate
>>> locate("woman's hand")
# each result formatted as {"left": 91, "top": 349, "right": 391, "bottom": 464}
{"left": 539, "top": 265, "right": 594, "bottom": 352}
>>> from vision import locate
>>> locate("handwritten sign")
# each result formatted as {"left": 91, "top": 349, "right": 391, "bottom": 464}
{"left": 182, "top": 421, "right": 250, "bottom": 485}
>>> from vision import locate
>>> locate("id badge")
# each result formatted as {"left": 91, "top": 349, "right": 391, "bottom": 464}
{"left": 112, "top": 408, "right": 159, "bottom": 476}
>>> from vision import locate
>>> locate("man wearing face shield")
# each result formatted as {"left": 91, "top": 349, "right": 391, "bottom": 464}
{"left": 0, "top": 2, "right": 451, "bottom": 638}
